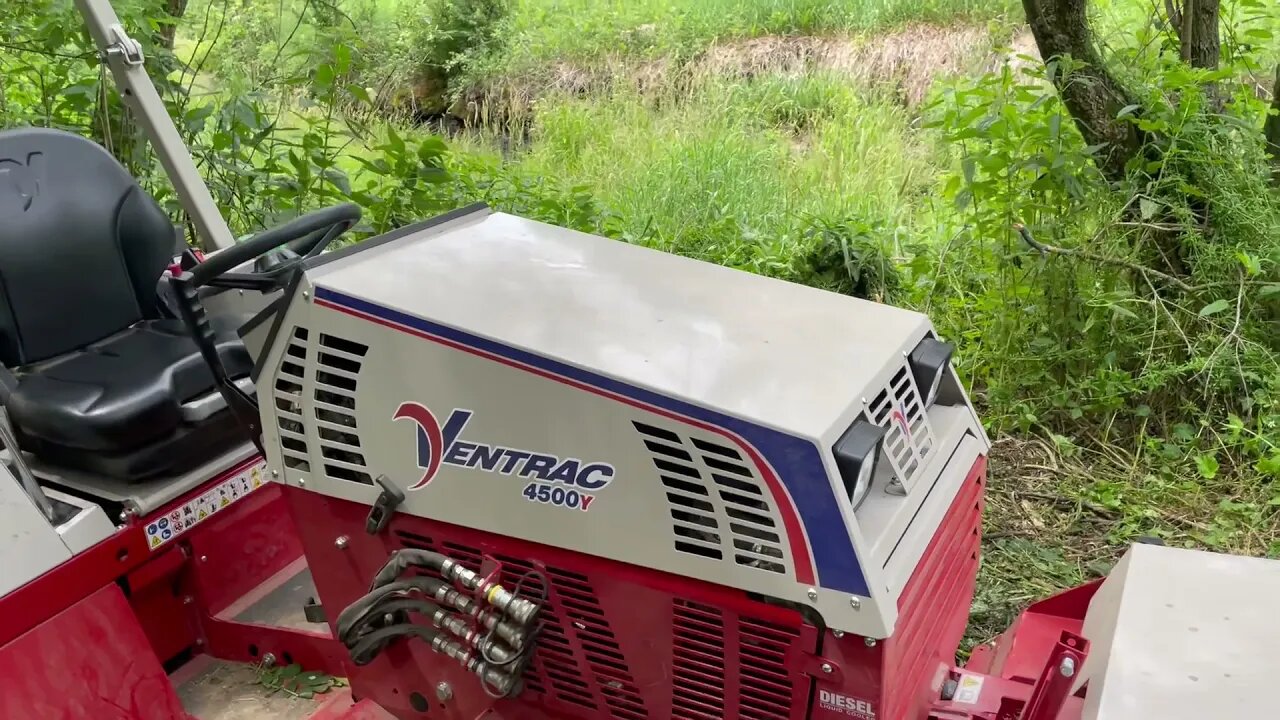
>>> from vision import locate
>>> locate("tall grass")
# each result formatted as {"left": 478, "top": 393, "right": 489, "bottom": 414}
{"left": 476, "top": 73, "right": 941, "bottom": 269}
{"left": 489, "top": 0, "right": 1022, "bottom": 72}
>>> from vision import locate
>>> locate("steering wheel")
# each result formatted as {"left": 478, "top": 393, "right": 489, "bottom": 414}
{"left": 187, "top": 203, "right": 363, "bottom": 292}
{"left": 168, "top": 202, "right": 362, "bottom": 452}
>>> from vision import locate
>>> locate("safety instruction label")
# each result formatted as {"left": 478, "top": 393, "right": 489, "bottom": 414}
{"left": 954, "top": 673, "right": 985, "bottom": 704}
{"left": 144, "top": 460, "right": 268, "bottom": 550}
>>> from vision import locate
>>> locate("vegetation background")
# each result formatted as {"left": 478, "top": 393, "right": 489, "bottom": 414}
{"left": 3, "top": 0, "right": 1279, "bottom": 646}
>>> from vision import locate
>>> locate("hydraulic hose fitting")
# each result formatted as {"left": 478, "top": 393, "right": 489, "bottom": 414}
{"left": 478, "top": 610, "right": 526, "bottom": 650}
{"left": 432, "top": 609, "right": 518, "bottom": 663}
{"left": 443, "top": 561, "right": 482, "bottom": 590}
{"left": 433, "top": 585, "right": 477, "bottom": 613}
{"left": 431, "top": 634, "right": 472, "bottom": 664}
{"left": 430, "top": 632, "right": 520, "bottom": 692}
{"left": 482, "top": 583, "right": 540, "bottom": 626}
{"left": 476, "top": 664, "right": 520, "bottom": 697}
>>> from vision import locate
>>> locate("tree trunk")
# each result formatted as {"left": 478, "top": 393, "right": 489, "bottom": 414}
{"left": 1176, "top": 0, "right": 1220, "bottom": 70}
{"left": 1266, "top": 66, "right": 1280, "bottom": 182}
{"left": 1022, "top": 0, "right": 1143, "bottom": 182}
{"left": 157, "top": 0, "right": 189, "bottom": 49}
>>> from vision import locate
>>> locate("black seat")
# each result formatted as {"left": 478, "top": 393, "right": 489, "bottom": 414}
{"left": 0, "top": 128, "right": 251, "bottom": 480}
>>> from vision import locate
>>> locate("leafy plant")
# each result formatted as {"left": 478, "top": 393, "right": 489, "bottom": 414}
{"left": 256, "top": 662, "right": 344, "bottom": 699}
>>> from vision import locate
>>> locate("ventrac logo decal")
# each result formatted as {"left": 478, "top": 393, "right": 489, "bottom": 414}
{"left": 394, "top": 402, "right": 614, "bottom": 512}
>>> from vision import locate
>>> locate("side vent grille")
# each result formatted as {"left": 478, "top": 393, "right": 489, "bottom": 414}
{"left": 547, "top": 567, "right": 647, "bottom": 720}
{"left": 275, "top": 327, "right": 311, "bottom": 472}
{"left": 635, "top": 422, "right": 724, "bottom": 562}
{"left": 869, "top": 364, "right": 936, "bottom": 489}
{"left": 313, "top": 334, "right": 373, "bottom": 485}
{"left": 738, "top": 617, "right": 801, "bottom": 719}
{"left": 633, "top": 422, "right": 789, "bottom": 575}
{"left": 883, "top": 463, "right": 983, "bottom": 720}
{"left": 671, "top": 601, "right": 727, "bottom": 719}
{"left": 692, "top": 438, "right": 786, "bottom": 574}
{"left": 671, "top": 600, "right": 802, "bottom": 720}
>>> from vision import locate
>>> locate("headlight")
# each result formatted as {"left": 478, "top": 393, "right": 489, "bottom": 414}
{"left": 908, "top": 337, "right": 955, "bottom": 406}
{"left": 833, "top": 419, "right": 887, "bottom": 510}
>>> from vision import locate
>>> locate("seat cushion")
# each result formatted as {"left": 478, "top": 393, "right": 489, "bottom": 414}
{"left": 7, "top": 319, "right": 251, "bottom": 453}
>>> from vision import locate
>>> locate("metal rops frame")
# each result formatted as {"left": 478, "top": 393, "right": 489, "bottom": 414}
{"left": 72, "top": 0, "right": 235, "bottom": 251}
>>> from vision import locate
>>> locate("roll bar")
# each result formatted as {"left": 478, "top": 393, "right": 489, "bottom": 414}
{"left": 72, "top": 0, "right": 236, "bottom": 251}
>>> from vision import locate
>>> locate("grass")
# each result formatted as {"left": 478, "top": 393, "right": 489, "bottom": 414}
{"left": 490, "top": 0, "right": 1022, "bottom": 72}
{"left": 478, "top": 74, "right": 939, "bottom": 256}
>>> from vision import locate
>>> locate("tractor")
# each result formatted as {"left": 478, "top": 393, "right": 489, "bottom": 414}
{"left": 0, "top": 2, "right": 1273, "bottom": 719}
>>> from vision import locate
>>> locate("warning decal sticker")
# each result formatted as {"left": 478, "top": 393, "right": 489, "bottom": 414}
{"left": 144, "top": 460, "right": 268, "bottom": 550}
{"left": 954, "top": 673, "right": 985, "bottom": 704}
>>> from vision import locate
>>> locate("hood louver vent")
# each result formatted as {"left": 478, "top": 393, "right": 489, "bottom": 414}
{"left": 869, "top": 364, "right": 935, "bottom": 491}
{"left": 274, "top": 327, "right": 311, "bottom": 472}
{"left": 312, "top": 334, "right": 372, "bottom": 486}
{"left": 633, "top": 422, "right": 789, "bottom": 576}
{"left": 269, "top": 328, "right": 373, "bottom": 486}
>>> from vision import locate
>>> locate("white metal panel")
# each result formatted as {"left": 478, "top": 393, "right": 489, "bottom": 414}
{"left": 0, "top": 466, "right": 72, "bottom": 596}
{"left": 1079, "top": 543, "right": 1280, "bottom": 720}
{"left": 262, "top": 293, "right": 895, "bottom": 636}
{"left": 310, "top": 211, "right": 933, "bottom": 440}
{"left": 871, "top": 429, "right": 984, "bottom": 597}
{"left": 45, "top": 488, "right": 115, "bottom": 554}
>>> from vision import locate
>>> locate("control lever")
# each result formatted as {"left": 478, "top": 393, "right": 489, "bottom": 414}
{"left": 365, "top": 475, "right": 405, "bottom": 535}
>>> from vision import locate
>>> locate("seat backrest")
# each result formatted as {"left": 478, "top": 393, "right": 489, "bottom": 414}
{"left": 0, "top": 128, "right": 175, "bottom": 366}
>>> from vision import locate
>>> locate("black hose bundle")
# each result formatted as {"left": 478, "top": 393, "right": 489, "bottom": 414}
{"left": 334, "top": 548, "right": 543, "bottom": 696}
{"left": 369, "top": 549, "right": 450, "bottom": 589}
{"left": 335, "top": 579, "right": 445, "bottom": 665}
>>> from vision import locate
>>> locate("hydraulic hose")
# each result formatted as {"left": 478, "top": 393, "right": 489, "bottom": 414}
{"left": 339, "top": 548, "right": 539, "bottom": 696}
{"left": 340, "top": 597, "right": 523, "bottom": 695}
{"left": 336, "top": 580, "right": 523, "bottom": 666}
{"left": 370, "top": 549, "right": 450, "bottom": 588}
{"left": 347, "top": 623, "right": 440, "bottom": 666}
{"left": 370, "top": 549, "right": 540, "bottom": 626}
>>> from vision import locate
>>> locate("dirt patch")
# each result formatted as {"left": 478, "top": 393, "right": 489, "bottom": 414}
{"left": 176, "top": 659, "right": 323, "bottom": 720}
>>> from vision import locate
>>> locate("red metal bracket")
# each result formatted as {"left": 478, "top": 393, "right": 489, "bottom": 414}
{"left": 472, "top": 553, "right": 505, "bottom": 600}
{"left": 1019, "top": 631, "right": 1089, "bottom": 720}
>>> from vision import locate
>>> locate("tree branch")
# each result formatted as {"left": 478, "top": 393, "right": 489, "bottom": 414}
{"left": 1180, "top": 0, "right": 1196, "bottom": 64}
{"left": 1015, "top": 223, "right": 1198, "bottom": 292}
